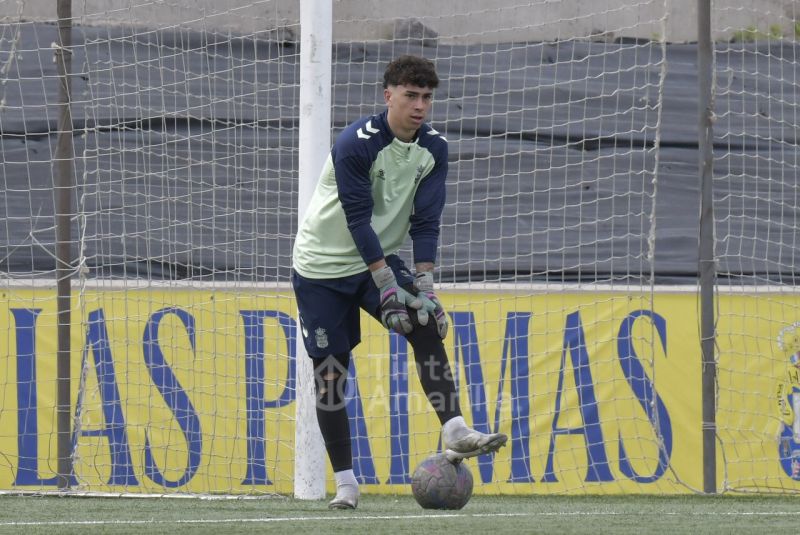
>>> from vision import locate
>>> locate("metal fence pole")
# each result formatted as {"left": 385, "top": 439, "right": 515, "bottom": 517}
{"left": 55, "top": 0, "right": 74, "bottom": 490}
{"left": 697, "top": 0, "right": 717, "bottom": 495}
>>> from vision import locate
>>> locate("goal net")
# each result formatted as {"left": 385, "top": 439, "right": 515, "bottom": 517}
{"left": 710, "top": 1, "right": 800, "bottom": 493}
{"left": 4, "top": 0, "right": 790, "bottom": 498}
{"left": 329, "top": 1, "right": 675, "bottom": 496}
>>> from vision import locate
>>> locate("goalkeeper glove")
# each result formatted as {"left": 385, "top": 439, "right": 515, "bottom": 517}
{"left": 413, "top": 271, "right": 448, "bottom": 339}
{"left": 372, "top": 265, "right": 421, "bottom": 335}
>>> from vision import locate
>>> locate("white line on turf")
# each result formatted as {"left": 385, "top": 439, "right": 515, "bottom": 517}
{"left": 2, "top": 511, "right": 800, "bottom": 527}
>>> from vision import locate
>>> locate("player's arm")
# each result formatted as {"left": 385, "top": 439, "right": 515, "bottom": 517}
{"left": 409, "top": 150, "right": 448, "bottom": 338}
{"left": 415, "top": 261, "right": 435, "bottom": 273}
{"left": 334, "top": 154, "right": 421, "bottom": 334}
{"left": 409, "top": 152, "right": 446, "bottom": 270}
{"left": 334, "top": 154, "right": 384, "bottom": 266}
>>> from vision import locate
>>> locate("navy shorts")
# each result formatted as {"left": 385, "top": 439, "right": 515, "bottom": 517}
{"left": 291, "top": 255, "right": 415, "bottom": 358}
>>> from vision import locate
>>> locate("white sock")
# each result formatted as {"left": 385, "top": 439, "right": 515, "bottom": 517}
{"left": 442, "top": 416, "right": 467, "bottom": 437}
{"left": 334, "top": 469, "right": 358, "bottom": 488}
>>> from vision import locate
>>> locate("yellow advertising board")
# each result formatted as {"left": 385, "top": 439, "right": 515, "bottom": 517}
{"left": 0, "top": 287, "right": 797, "bottom": 495}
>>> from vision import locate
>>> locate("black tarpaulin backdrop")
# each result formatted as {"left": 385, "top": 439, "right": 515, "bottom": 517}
{"left": 1, "top": 24, "right": 798, "bottom": 284}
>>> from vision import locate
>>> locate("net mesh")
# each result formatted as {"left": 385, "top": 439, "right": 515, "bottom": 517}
{"left": 4, "top": 0, "right": 794, "bottom": 497}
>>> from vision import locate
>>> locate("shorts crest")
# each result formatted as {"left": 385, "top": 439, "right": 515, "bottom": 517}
{"left": 315, "top": 327, "right": 329, "bottom": 349}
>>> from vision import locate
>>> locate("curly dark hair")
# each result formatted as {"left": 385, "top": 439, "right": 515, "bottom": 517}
{"left": 382, "top": 55, "right": 439, "bottom": 89}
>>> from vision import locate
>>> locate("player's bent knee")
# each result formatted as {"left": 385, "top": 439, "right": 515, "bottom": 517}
{"left": 313, "top": 353, "right": 349, "bottom": 410}
{"left": 315, "top": 374, "right": 346, "bottom": 410}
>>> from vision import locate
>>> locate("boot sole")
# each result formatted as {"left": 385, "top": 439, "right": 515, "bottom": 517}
{"left": 445, "top": 433, "right": 508, "bottom": 462}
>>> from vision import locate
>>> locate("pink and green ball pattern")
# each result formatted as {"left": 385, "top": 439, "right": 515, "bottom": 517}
{"left": 411, "top": 453, "right": 474, "bottom": 510}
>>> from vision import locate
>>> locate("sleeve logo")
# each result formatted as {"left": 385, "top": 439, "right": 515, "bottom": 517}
{"left": 357, "top": 120, "right": 380, "bottom": 140}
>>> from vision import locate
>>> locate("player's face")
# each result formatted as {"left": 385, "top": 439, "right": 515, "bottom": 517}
{"left": 384, "top": 84, "right": 434, "bottom": 142}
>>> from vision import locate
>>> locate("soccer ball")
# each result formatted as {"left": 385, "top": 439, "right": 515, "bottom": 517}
{"left": 411, "top": 453, "right": 473, "bottom": 510}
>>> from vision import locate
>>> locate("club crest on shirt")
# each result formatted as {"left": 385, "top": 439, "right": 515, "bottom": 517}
{"left": 414, "top": 165, "right": 425, "bottom": 184}
{"left": 315, "top": 327, "right": 329, "bottom": 349}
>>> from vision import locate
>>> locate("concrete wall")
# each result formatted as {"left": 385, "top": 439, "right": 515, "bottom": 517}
{"left": 2, "top": 0, "right": 798, "bottom": 43}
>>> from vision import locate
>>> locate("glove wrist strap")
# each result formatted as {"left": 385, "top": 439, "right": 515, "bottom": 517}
{"left": 371, "top": 265, "right": 396, "bottom": 290}
{"left": 414, "top": 270, "right": 434, "bottom": 292}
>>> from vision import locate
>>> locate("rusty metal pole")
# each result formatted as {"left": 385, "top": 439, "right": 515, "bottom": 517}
{"left": 54, "top": 0, "right": 75, "bottom": 490}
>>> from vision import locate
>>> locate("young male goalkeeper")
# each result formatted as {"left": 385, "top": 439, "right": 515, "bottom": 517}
{"left": 291, "top": 55, "right": 507, "bottom": 509}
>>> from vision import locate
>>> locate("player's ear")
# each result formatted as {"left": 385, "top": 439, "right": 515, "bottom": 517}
{"left": 384, "top": 87, "right": 392, "bottom": 105}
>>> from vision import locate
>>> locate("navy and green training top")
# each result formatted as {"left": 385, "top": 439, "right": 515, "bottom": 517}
{"left": 293, "top": 110, "right": 448, "bottom": 279}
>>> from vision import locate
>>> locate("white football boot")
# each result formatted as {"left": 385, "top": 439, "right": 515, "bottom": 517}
{"left": 442, "top": 416, "right": 508, "bottom": 463}
{"left": 328, "top": 483, "right": 359, "bottom": 510}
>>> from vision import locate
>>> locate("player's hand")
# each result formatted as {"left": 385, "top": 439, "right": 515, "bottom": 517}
{"left": 372, "top": 265, "right": 421, "bottom": 334}
{"left": 413, "top": 271, "right": 448, "bottom": 339}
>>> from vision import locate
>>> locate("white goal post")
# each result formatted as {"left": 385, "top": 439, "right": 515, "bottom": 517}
{"left": 294, "top": 0, "right": 330, "bottom": 500}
